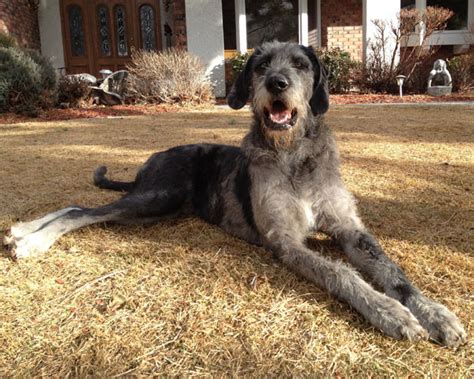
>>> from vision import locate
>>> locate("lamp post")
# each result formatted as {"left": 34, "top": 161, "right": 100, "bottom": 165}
{"left": 396, "top": 75, "right": 406, "bottom": 98}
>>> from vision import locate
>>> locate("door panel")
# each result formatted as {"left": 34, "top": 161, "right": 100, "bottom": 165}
{"left": 136, "top": 0, "right": 162, "bottom": 51}
{"left": 60, "top": 0, "right": 95, "bottom": 74}
{"left": 91, "top": 0, "right": 136, "bottom": 74}
{"left": 61, "top": 0, "right": 162, "bottom": 76}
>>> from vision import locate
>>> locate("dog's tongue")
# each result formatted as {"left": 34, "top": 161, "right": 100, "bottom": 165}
{"left": 270, "top": 107, "right": 291, "bottom": 124}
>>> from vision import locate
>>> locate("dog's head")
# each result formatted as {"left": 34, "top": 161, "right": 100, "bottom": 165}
{"left": 228, "top": 42, "right": 328, "bottom": 146}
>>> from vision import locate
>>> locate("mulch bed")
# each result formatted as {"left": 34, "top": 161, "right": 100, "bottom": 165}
{"left": 0, "top": 104, "right": 178, "bottom": 124}
{"left": 330, "top": 93, "right": 474, "bottom": 105}
{"left": 1, "top": 94, "right": 473, "bottom": 124}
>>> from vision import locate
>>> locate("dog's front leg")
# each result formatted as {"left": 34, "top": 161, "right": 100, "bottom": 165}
{"left": 251, "top": 186, "right": 427, "bottom": 341}
{"left": 337, "top": 229, "right": 467, "bottom": 348}
{"left": 264, "top": 235, "right": 428, "bottom": 342}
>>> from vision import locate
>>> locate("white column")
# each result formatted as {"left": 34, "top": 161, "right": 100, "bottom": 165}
{"left": 38, "top": 0, "right": 65, "bottom": 69}
{"left": 235, "top": 0, "right": 247, "bottom": 53}
{"left": 299, "top": 0, "right": 309, "bottom": 46}
{"left": 317, "top": 0, "right": 322, "bottom": 48}
{"left": 416, "top": 0, "right": 426, "bottom": 45}
{"left": 468, "top": 0, "right": 474, "bottom": 32}
{"left": 185, "top": 0, "right": 226, "bottom": 97}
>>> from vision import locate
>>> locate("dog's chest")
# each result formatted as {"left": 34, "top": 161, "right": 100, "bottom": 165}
{"left": 301, "top": 199, "right": 316, "bottom": 228}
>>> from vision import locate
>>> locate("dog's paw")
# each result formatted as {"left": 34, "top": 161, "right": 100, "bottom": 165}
{"left": 417, "top": 300, "right": 467, "bottom": 348}
{"left": 3, "top": 230, "right": 54, "bottom": 259}
{"left": 7, "top": 221, "right": 37, "bottom": 240}
{"left": 376, "top": 298, "right": 429, "bottom": 342}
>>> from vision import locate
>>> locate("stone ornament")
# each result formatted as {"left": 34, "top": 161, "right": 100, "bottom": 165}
{"left": 427, "top": 59, "right": 452, "bottom": 96}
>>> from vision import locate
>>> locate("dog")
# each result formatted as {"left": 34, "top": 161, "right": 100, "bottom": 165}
{"left": 3, "top": 41, "right": 466, "bottom": 348}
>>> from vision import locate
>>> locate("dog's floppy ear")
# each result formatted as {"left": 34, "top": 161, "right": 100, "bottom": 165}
{"left": 227, "top": 49, "right": 260, "bottom": 109}
{"left": 300, "top": 45, "right": 329, "bottom": 115}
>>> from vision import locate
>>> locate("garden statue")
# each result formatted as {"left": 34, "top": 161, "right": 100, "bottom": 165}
{"left": 427, "top": 59, "right": 452, "bottom": 96}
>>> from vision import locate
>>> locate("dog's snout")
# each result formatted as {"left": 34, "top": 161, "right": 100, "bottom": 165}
{"left": 266, "top": 74, "right": 290, "bottom": 94}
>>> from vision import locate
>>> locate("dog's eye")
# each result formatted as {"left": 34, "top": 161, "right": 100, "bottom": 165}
{"left": 257, "top": 61, "right": 270, "bottom": 70}
{"left": 293, "top": 59, "right": 308, "bottom": 69}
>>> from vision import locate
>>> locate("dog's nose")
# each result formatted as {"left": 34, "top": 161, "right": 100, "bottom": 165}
{"left": 266, "top": 75, "right": 290, "bottom": 93}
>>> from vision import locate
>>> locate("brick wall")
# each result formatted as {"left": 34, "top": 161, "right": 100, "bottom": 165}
{"left": 0, "top": 1, "right": 40, "bottom": 49}
{"left": 321, "top": 0, "right": 363, "bottom": 61}
{"left": 172, "top": 0, "right": 187, "bottom": 49}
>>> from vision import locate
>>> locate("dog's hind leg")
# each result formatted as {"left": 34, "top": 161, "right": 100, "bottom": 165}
{"left": 7, "top": 207, "right": 83, "bottom": 239}
{"left": 5, "top": 202, "right": 130, "bottom": 259}
{"left": 4, "top": 190, "right": 185, "bottom": 259}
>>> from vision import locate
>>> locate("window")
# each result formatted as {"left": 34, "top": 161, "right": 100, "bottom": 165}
{"left": 97, "top": 5, "right": 111, "bottom": 56}
{"left": 427, "top": 0, "right": 468, "bottom": 30}
{"left": 115, "top": 5, "right": 128, "bottom": 56}
{"left": 308, "top": 0, "right": 318, "bottom": 47}
{"left": 222, "top": 0, "right": 236, "bottom": 50}
{"left": 401, "top": 0, "right": 416, "bottom": 10}
{"left": 140, "top": 5, "right": 156, "bottom": 50}
{"left": 68, "top": 5, "right": 85, "bottom": 56}
{"left": 245, "top": 0, "right": 299, "bottom": 48}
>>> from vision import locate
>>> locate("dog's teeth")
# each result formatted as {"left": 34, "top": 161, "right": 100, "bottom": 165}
{"left": 270, "top": 110, "right": 291, "bottom": 124}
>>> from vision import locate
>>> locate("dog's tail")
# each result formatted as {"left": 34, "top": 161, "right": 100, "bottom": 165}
{"left": 93, "top": 166, "right": 134, "bottom": 192}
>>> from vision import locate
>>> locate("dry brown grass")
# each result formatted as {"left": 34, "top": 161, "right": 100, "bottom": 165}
{"left": 0, "top": 105, "right": 472, "bottom": 376}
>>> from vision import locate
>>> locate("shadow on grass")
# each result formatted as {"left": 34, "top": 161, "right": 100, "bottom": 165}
{"left": 1, "top": 120, "right": 471, "bottom": 256}
{"left": 329, "top": 105, "right": 474, "bottom": 144}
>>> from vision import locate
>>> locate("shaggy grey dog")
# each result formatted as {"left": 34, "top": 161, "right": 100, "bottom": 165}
{"left": 4, "top": 42, "right": 466, "bottom": 348}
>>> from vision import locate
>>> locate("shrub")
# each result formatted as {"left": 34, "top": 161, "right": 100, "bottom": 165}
{"left": 126, "top": 49, "right": 214, "bottom": 105}
{"left": 228, "top": 52, "right": 251, "bottom": 80}
{"left": 0, "top": 47, "right": 58, "bottom": 115}
{"left": 0, "top": 32, "right": 17, "bottom": 49}
{"left": 25, "top": 49, "right": 58, "bottom": 96}
{"left": 316, "top": 48, "right": 355, "bottom": 94}
{"left": 227, "top": 48, "right": 356, "bottom": 94}
{"left": 353, "top": 6, "right": 454, "bottom": 94}
{"left": 56, "top": 75, "right": 91, "bottom": 107}
{"left": 448, "top": 52, "right": 474, "bottom": 93}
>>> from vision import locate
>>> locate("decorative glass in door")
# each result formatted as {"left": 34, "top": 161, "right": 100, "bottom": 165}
{"left": 140, "top": 5, "right": 156, "bottom": 50}
{"left": 97, "top": 5, "right": 111, "bottom": 56}
{"left": 68, "top": 5, "right": 85, "bottom": 56}
{"left": 115, "top": 5, "right": 128, "bottom": 56}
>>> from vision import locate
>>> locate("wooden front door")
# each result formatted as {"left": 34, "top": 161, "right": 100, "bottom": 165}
{"left": 60, "top": 0, "right": 162, "bottom": 75}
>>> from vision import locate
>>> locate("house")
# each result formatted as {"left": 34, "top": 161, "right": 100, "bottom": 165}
{"left": 1, "top": 0, "right": 473, "bottom": 98}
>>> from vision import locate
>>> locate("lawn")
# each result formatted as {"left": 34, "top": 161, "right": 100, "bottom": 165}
{"left": 0, "top": 105, "right": 472, "bottom": 376}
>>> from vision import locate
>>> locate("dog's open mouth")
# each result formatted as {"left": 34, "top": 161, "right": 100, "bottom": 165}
{"left": 263, "top": 100, "right": 297, "bottom": 131}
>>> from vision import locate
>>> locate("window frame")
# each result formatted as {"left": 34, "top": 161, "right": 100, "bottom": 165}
{"left": 403, "top": 0, "right": 474, "bottom": 47}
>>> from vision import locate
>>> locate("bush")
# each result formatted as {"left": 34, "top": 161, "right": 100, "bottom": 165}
{"left": 316, "top": 48, "right": 355, "bottom": 94}
{"left": 227, "top": 48, "right": 356, "bottom": 94}
{"left": 353, "top": 6, "right": 454, "bottom": 94}
{"left": 56, "top": 75, "right": 91, "bottom": 107}
{"left": 0, "top": 32, "right": 17, "bottom": 49}
{"left": 228, "top": 52, "right": 251, "bottom": 80}
{"left": 448, "top": 52, "right": 474, "bottom": 93}
{"left": 0, "top": 46, "right": 58, "bottom": 115}
{"left": 126, "top": 49, "right": 214, "bottom": 105}
{"left": 25, "top": 49, "right": 58, "bottom": 96}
